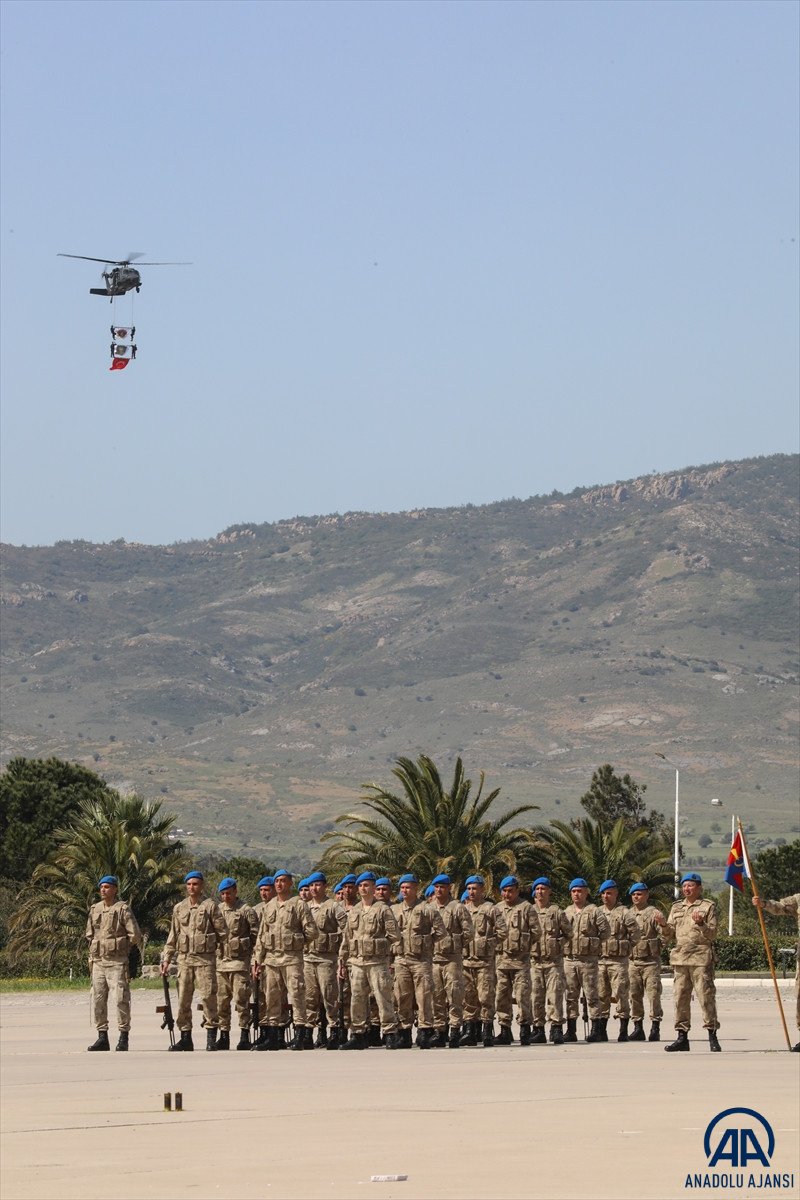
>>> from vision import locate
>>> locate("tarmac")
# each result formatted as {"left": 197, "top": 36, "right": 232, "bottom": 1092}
{"left": 1, "top": 981, "right": 798, "bottom": 1200}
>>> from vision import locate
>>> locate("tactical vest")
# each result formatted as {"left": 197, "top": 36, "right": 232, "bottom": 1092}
{"left": 221, "top": 904, "right": 254, "bottom": 958}
{"left": 348, "top": 905, "right": 390, "bottom": 960}
{"left": 260, "top": 899, "right": 307, "bottom": 953}
{"left": 177, "top": 900, "right": 221, "bottom": 955}
{"left": 631, "top": 907, "right": 663, "bottom": 961}
{"left": 310, "top": 901, "right": 342, "bottom": 954}
{"left": 464, "top": 902, "right": 496, "bottom": 961}
{"left": 499, "top": 902, "right": 534, "bottom": 957}
{"left": 531, "top": 904, "right": 566, "bottom": 962}
{"left": 600, "top": 907, "right": 632, "bottom": 958}
{"left": 89, "top": 902, "right": 131, "bottom": 960}
{"left": 396, "top": 902, "right": 435, "bottom": 959}
{"left": 565, "top": 906, "right": 602, "bottom": 958}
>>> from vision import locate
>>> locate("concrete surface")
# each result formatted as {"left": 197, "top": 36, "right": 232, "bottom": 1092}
{"left": 1, "top": 982, "right": 798, "bottom": 1200}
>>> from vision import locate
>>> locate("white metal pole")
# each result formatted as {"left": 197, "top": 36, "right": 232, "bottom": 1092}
{"left": 673, "top": 768, "right": 680, "bottom": 900}
{"left": 728, "top": 812, "right": 735, "bottom": 936}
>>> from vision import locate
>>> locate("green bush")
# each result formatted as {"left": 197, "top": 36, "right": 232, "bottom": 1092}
{"left": 715, "top": 935, "right": 787, "bottom": 972}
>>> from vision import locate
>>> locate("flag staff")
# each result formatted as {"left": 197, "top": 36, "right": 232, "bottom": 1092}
{"left": 739, "top": 819, "right": 793, "bottom": 1051}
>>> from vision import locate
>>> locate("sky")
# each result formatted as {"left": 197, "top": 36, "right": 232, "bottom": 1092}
{"left": 1, "top": 0, "right": 797, "bottom": 546}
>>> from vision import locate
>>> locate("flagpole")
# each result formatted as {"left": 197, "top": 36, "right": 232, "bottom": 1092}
{"left": 739, "top": 819, "right": 793, "bottom": 1051}
{"left": 728, "top": 813, "right": 735, "bottom": 937}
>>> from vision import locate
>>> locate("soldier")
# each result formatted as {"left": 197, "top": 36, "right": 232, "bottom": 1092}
{"left": 563, "top": 878, "right": 611, "bottom": 1044}
{"left": 430, "top": 873, "right": 474, "bottom": 1047}
{"left": 752, "top": 891, "right": 800, "bottom": 1051}
{"left": 494, "top": 875, "right": 538, "bottom": 1045}
{"left": 304, "top": 870, "right": 347, "bottom": 1048}
{"left": 663, "top": 872, "right": 721, "bottom": 1052}
{"left": 597, "top": 879, "right": 641, "bottom": 1042}
{"left": 462, "top": 873, "right": 504, "bottom": 1047}
{"left": 338, "top": 871, "right": 402, "bottom": 1049}
{"left": 339, "top": 873, "right": 359, "bottom": 912}
{"left": 160, "top": 870, "right": 229, "bottom": 1051}
{"left": 251, "top": 875, "right": 277, "bottom": 1048}
{"left": 530, "top": 876, "right": 571, "bottom": 1045}
{"left": 392, "top": 872, "right": 446, "bottom": 1048}
{"left": 375, "top": 877, "right": 393, "bottom": 904}
{"left": 298, "top": 878, "right": 312, "bottom": 903}
{"left": 216, "top": 877, "right": 259, "bottom": 1050}
{"left": 86, "top": 874, "right": 142, "bottom": 1051}
{"left": 628, "top": 882, "right": 667, "bottom": 1042}
{"left": 253, "top": 868, "right": 318, "bottom": 1050}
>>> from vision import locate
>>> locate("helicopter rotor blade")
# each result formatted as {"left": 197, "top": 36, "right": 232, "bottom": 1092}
{"left": 131, "top": 261, "right": 192, "bottom": 266}
{"left": 58, "top": 253, "right": 121, "bottom": 265}
{"left": 125, "top": 252, "right": 147, "bottom": 262}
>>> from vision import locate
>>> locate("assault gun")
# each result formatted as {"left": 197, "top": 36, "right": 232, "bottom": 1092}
{"left": 580, "top": 991, "right": 589, "bottom": 1041}
{"left": 250, "top": 972, "right": 260, "bottom": 1039}
{"left": 156, "top": 975, "right": 175, "bottom": 1048}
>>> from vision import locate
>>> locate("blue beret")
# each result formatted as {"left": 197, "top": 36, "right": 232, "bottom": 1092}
{"left": 500, "top": 875, "right": 519, "bottom": 890}
{"left": 431, "top": 873, "right": 451, "bottom": 886}
{"left": 628, "top": 882, "right": 648, "bottom": 895}
{"left": 465, "top": 874, "right": 485, "bottom": 886}
{"left": 375, "top": 877, "right": 391, "bottom": 888}
{"left": 681, "top": 872, "right": 702, "bottom": 884}
{"left": 99, "top": 875, "right": 118, "bottom": 886}
{"left": 356, "top": 871, "right": 376, "bottom": 884}
{"left": 532, "top": 876, "right": 552, "bottom": 889}
{"left": 569, "top": 878, "right": 589, "bottom": 890}
{"left": 306, "top": 871, "right": 326, "bottom": 885}
{"left": 599, "top": 879, "right": 617, "bottom": 894}
{"left": 217, "top": 877, "right": 237, "bottom": 892}
{"left": 424, "top": 884, "right": 435, "bottom": 897}
{"left": 257, "top": 876, "right": 274, "bottom": 888}
{"left": 184, "top": 870, "right": 203, "bottom": 882}
{"left": 341, "top": 873, "right": 358, "bottom": 885}
{"left": 399, "top": 873, "right": 419, "bottom": 885}
{"left": 333, "top": 883, "right": 343, "bottom": 894}
{"left": 297, "top": 878, "right": 309, "bottom": 890}
{"left": 273, "top": 869, "right": 292, "bottom": 880}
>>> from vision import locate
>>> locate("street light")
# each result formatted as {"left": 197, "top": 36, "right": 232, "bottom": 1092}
{"left": 655, "top": 751, "right": 680, "bottom": 898}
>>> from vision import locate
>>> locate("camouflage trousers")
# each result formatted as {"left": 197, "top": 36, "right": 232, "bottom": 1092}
{"left": 597, "top": 957, "right": 630, "bottom": 1019}
{"left": 564, "top": 956, "right": 600, "bottom": 1020}
{"left": 347, "top": 961, "right": 398, "bottom": 1034}
{"left": 217, "top": 966, "right": 250, "bottom": 1030}
{"left": 463, "top": 961, "right": 496, "bottom": 1022}
{"left": 304, "top": 957, "right": 339, "bottom": 1025}
{"left": 91, "top": 961, "right": 131, "bottom": 1032}
{"left": 495, "top": 961, "right": 533, "bottom": 1027}
{"left": 672, "top": 963, "right": 718, "bottom": 1032}
{"left": 531, "top": 959, "right": 565, "bottom": 1026}
{"left": 394, "top": 957, "right": 435, "bottom": 1029}
{"left": 176, "top": 959, "right": 218, "bottom": 1030}
{"left": 432, "top": 960, "right": 465, "bottom": 1028}
{"left": 257, "top": 973, "right": 289, "bottom": 1026}
{"left": 264, "top": 952, "right": 307, "bottom": 1026}
{"left": 629, "top": 960, "right": 663, "bottom": 1022}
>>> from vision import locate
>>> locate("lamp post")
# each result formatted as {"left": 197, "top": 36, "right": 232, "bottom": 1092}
{"left": 655, "top": 751, "right": 680, "bottom": 898}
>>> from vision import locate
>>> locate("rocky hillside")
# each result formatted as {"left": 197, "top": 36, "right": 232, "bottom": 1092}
{"left": 1, "top": 453, "right": 797, "bottom": 868}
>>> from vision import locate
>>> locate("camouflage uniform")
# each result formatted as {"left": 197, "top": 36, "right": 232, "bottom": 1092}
{"left": 760, "top": 894, "right": 799, "bottom": 1034}
{"left": 254, "top": 895, "right": 318, "bottom": 1027}
{"left": 86, "top": 898, "right": 142, "bottom": 1033}
{"left": 494, "top": 898, "right": 538, "bottom": 1030}
{"left": 598, "top": 904, "right": 640, "bottom": 1019}
{"left": 629, "top": 904, "right": 665, "bottom": 1023}
{"left": 391, "top": 898, "right": 446, "bottom": 1032}
{"left": 431, "top": 899, "right": 474, "bottom": 1032}
{"left": 463, "top": 899, "right": 505, "bottom": 1023}
{"left": 217, "top": 900, "right": 259, "bottom": 1032}
{"left": 530, "top": 902, "right": 571, "bottom": 1027}
{"left": 339, "top": 901, "right": 400, "bottom": 1034}
{"left": 664, "top": 896, "right": 719, "bottom": 1032}
{"left": 305, "top": 897, "right": 347, "bottom": 1027}
{"left": 163, "top": 896, "right": 229, "bottom": 1031}
{"left": 563, "top": 903, "right": 611, "bottom": 1021}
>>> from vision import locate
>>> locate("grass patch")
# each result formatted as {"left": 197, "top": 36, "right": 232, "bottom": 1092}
{"left": 0, "top": 976, "right": 164, "bottom": 993}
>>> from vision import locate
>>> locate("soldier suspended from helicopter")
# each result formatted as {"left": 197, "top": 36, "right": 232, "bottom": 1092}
{"left": 110, "top": 325, "right": 137, "bottom": 371}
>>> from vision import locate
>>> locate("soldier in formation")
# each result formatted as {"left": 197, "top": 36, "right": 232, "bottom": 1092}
{"left": 338, "top": 871, "right": 402, "bottom": 1049}
{"left": 86, "top": 874, "right": 142, "bottom": 1051}
{"left": 304, "top": 870, "right": 347, "bottom": 1047}
{"left": 597, "top": 879, "right": 640, "bottom": 1042}
{"left": 493, "top": 875, "right": 537, "bottom": 1045}
{"left": 253, "top": 868, "right": 318, "bottom": 1050}
{"left": 563, "top": 878, "right": 611, "bottom": 1043}
{"left": 530, "top": 876, "right": 571, "bottom": 1045}
{"left": 461, "top": 873, "right": 504, "bottom": 1047}
{"left": 429, "top": 874, "right": 474, "bottom": 1047}
{"left": 161, "top": 870, "right": 228, "bottom": 1050}
{"left": 216, "top": 877, "right": 259, "bottom": 1049}
{"left": 627, "top": 882, "right": 667, "bottom": 1041}
{"left": 663, "top": 872, "right": 721, "bottom": 1052}
{"left": 392, "top": 872, "right": 446, "bottom": 1048}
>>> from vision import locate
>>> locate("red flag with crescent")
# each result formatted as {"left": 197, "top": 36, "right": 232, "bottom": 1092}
{"left": 109, "top": 358, "right": 129, "bottom": 371}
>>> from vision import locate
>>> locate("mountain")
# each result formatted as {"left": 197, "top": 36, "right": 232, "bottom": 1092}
{"left": 1, "top": 453, "right": 798, "bottom": 870}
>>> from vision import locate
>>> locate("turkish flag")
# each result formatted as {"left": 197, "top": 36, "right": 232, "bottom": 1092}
{"left": 109, "top": 358, "right": 129, "bottom": 371}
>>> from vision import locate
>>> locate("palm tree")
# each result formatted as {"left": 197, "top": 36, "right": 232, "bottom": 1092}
{"left": 533, "top": 817, "right": 673, "bottom": 905}
{"left": 7, "top": 791, "right": 190, "bottom": 970}
{"left": 320, "top": 754, "right": 538, "bottom": 891}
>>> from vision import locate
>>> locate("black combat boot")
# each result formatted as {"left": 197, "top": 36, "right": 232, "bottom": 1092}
{"left": 216, "top": 1030, "right": 230, "bottom": 1050}
{"left": 496, "top": 1025, "right": 513, "bottom": 1045}
{"left": 530, "top": 1025, "right": 547, "bottom": 1045}
{"left": 328, "top": 1025, "right": 346, "bottom": 1049}
{"left": 206, "top": 1029, "right": 217, "bottom": 1051}
{"left": 368, "top": 1025, "right": 383, "bottom": 1047}
{"left": 302, "top": 1026, "right": 315, "bottom": 1050}
{"left": 482, "top": 1021, "right": 495, "bottom": 1047}
{"left": 170, "top": 1030, "right": 193, "bottom": 1051}
{"left": 253, "top": 1026, "right": 270, "bottom": 1050}
{"left": 417, "top": 1028, "right": 435, "bottom": 1049}
{"left": 448, "top": 1025, "right": 461, "bottom": 1048}
{"left": 708, "top": 1030, "right": 722, "bottom": 1052}
{"left": 88, "top": 1031, "right": 110, "bottom": 1051}
{"left": 618, "top": 1019, "right": 629, "bottom": 1043}
{"left": 236, "top": 1028, "right": 251, "bottom": 1050}
{"left": 384, "top": 1030, "right": 402, "bottom": 1049}
{"left": 460, "top": 1021, "right": 479, "bottom": 1046}
{"left": 791, "top": 1042, "right": 799, "bottom": 1052}
{"left": 648, "top": 1021, "right": 661, "bottom": 1042}
{"left": 665, "top": 1030, "right": 690, "bottom": 1052}
{"left": 276, "top": 1026, "right": 287, "bottom": 1049}
{"left": 564, "top": 1018, "right": 578, "bottom": 1043}
{"left": 115, "top": 1031, "right": 129, "bottom": 1052}
{"left": 519, "top": 1023, "right": 532, "bottom": 1046}
{"left": 550, "top": 1023, "right": 564, "bottom": 1045}
{"left": 315, "top": 1026, "right": 328, "bottom": 1048}
{"left": 398, "top": 1027, "right": 413, "bottom": 1048}
{"left": 340, "top": 1031, "right": 368, "bottom": 1050}
{"left": 288, "top": 1026, "right": 306, "bottom": 1050}
{"left": 598, "top": 1018, "right": 609, "bottom": 1042}
{"left": 586, "top": 1019, "right": 603, "bottom": 1043}
{"left": 430, "top": 1028, "right": 447, "bottom": 1047}
{"left": 629, "top": 1020, "right": 646, "bottom": 1042}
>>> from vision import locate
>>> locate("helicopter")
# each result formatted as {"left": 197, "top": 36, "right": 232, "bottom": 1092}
{"left": 57, "top": 252, "right": 191, "bottom": 301}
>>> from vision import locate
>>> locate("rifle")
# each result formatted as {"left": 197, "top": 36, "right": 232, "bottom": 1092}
{"left": 580, "top": 991, "right": 589, "bottom": 1041}
{"left": 250, "top": 972, "right": 261, "bottom": 1039}
{"left": 337, "top": 970, "right": 347, "bottom": 1040}
{"left": 156, "top": 975, "right": 176, "bottom": 1048}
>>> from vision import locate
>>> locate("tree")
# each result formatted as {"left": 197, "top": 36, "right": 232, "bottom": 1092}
{"left": 728, "top": 839, "right": 800, "bottom": 935}
{"left": 533, "top": 817, "right": 674, "bottom": 905}
{"left": 0, "top": 757, "right": 116, "bottom": 883}
{"left": 7, "top": 791, "right": 191, "bottom": 971}
{"left": 320, "top": 754, "right": 537, "bottom": 891}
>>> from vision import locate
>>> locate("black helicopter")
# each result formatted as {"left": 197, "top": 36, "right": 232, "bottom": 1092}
{"left": 57, "top": 252, "right": 191, "bottom": 300}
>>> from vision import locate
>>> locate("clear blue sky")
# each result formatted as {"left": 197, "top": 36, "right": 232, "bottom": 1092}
{"left": 1, "top": 0, "right": 797, "bottom": 546}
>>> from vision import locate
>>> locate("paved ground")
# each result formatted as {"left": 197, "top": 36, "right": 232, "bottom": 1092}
{"left": 1, "top": 982, "right": 798, "bottom": 1200}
